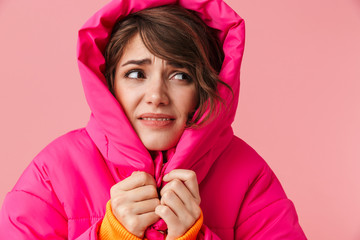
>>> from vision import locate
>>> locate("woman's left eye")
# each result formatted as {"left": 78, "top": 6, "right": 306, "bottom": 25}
{"left": 172, "top": 72, "right": 192, "bottom": 82}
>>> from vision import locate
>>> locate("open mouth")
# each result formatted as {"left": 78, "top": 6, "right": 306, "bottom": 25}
{"left": 140, "top": 117, "right": 174, "bottom": 121}
{"left": 138, "top": 113, "right": 176, "bottom": 127}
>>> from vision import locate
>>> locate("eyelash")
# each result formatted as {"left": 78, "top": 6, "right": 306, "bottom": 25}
{"left": 124, "top": 69, "right": 145, "bottom": 79}
{"left": 170, "top": 72, "right": 193, "bottom": 83}
{"left": 124, "top": 69, "right": 193, "bottom": 83}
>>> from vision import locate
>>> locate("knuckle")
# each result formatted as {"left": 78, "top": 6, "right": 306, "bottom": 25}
{"left": 149, "top": 184, "right": 158, "bottom": 193}
{"left": 143, "top": 172, "right": 153, "bottom": 181}
{"left": 110, "top": 198, "right": 119, "bottom": 208}
{"left": 162, "top": 206, "right": 172, "bottom": 215}
{"left": 158, "top": 205, "right": 171, "bottom": 215}
{"left": 137, "top": 172, "right": 148, "bottom": 185}
{"left": 172, "top": 179, "right": 182, "bottom": 189}
{"left": 138, "top": 171, "right": 147, "bottom": 178}
{"left": 196, "top": 195, "right": 201, "bottom": 205}
{"left": 149, "top": 198, "right": 160, "bottom": 209}
{"left": 129, "top": 216, "right": 140, "bottom": 227}
{"left": 193, "top": 205, "right": 201, "bottom": 219}
{"left": 111, "top": 195, "right": 125, "bottom": 208}
{"left": 188, "top": 171, "right": 197, "bottom": 180}
{"left": 145, "top": 185, "right": 158, "bottom": 198}
{"left": 159, "top": 185, "right": 166, "bottom": 196}
{"left": 162, "top": 190, "right": 174, "bottom": 202}
{"left": 126, "top": 217, "right": 141, "bottom": 235}
{"left": 118, "top": 205, "right": 133, "bottom": 219}
{"left": 113, "top": 193, "right": 127, "bottom": 205}
{"left": 176, "top": 209, "right": 194, "bottom": 227}
{"left": 110, "top": 185, "right": 118, "bottom": 197}
{"left": 183, "top": 214, "right": 196, "bottom": 228}
{"left": 151, "top": 197, "right": 161, "bottom": 206}
{"left": 131, "top": 171, "right": 141, "bottom": 176}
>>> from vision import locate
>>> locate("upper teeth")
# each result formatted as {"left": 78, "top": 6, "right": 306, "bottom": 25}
{"left": 142, "top": 118, "right": 171, "bottom": 121}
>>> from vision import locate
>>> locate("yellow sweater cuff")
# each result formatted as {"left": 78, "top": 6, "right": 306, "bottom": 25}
{"left": 99, "top": 200, "right": 203, "bottom": 240}
{"left": 176, "top": 209, "right": 203, "bottom": 240}
{"left": 99, "top": 201, "right": 142, "bottom": 240}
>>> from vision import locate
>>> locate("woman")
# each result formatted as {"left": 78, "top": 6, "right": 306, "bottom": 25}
{"left": 0, "top": 0, "right": 307, "bottom": 239}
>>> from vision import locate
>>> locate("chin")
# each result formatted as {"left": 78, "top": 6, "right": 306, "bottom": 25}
{"left": 137, "top": 127, "right": 185, "bottom": 151}
{"left": 141, "top": 135, "right": 179, "bottom": 151}
{"left": 143, "top": 141, "right": 176, "bottom": 151}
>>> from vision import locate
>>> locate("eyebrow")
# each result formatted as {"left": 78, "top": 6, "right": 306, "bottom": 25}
{"left": 121, "top": 58, "right": 152, "bottom": 67}
{"left": 121, "top": 58, "right": 186, "bottom": 68}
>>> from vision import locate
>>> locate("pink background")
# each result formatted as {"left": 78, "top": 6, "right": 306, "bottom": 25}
{"left": 1, "top": 0, "right": 359, "bottom": 239}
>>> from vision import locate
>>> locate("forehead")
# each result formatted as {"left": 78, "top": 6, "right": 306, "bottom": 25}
{"left": 118, "top": 33, "right": 151, "bottom": 63}
{"left": 118, "top": 33, "right": 186, "bottom": 69}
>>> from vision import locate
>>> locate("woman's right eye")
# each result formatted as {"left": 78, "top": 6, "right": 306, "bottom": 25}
{"left": 125, "top": 70, "right": 145, "bottom": 79}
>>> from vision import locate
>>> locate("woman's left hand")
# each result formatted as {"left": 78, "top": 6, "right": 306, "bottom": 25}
{"left": 155, "top": 169, "right": 201, "bottom": 240}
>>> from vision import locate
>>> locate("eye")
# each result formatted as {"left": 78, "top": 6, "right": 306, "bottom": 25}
{"left": 171, "top": 72, "right": 192, "bottom": 82}
{"left": 125, "top": 70, "right": 145, "bottom": 79}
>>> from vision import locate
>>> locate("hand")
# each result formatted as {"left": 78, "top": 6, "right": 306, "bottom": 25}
{"left": 156, "top": 169, "right": 201, "bottom": 240}
{"left": 110, "top": 171, "right": 161, "bottom": 238}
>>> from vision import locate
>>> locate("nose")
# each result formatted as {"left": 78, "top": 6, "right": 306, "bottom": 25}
{"left": 144, "top": 77, "right": 169, "bottom": 107}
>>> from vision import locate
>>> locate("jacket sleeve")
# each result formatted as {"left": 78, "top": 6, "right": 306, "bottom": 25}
{"left": 74, "top": 220, "right": 103, "bottom": 240}
{"left": 0, "top": 160, "right": 102, "bottom": 240}
{"left": 234, "top": 164, "right": 307, "bottom": 239}
{"left": 0, "top": 190, "right": 68, "bottom": 239}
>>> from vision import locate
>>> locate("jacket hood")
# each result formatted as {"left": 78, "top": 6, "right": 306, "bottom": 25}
{"left": 78, "top": 0, "right": 245, "bottom": 185}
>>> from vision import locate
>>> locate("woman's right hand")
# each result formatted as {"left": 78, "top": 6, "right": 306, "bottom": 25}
{"left": 110, "top": 171, "right": 161, "bottom": 238}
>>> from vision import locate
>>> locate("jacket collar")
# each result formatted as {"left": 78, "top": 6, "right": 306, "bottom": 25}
{"left": 79, "top": 0, "right": 245, "bottom": 184}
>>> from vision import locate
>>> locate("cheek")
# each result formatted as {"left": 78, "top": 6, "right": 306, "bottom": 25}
{"left": 191, "top": 90, "right": 199, "bottom": 110}
{"left": 114, "top": 83, "right": 137, "bottom": 117}
{"left": 184, "top": 88, "right": 198, "bottom": 112}
{"left": 174, "top": 87, "right": 198, "bottom": 118}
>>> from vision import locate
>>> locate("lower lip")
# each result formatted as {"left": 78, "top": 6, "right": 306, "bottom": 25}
{"left": 139, "top": 119, "right": 175, "bottom": 128}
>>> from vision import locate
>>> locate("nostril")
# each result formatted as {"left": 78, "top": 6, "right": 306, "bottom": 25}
{"left": 145, "top": 92, "right": 169, "bottom": 106}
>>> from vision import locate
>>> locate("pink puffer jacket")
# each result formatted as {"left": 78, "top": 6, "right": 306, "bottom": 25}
{"left": 0, "top": 0, "right": 307, "bottom": 239}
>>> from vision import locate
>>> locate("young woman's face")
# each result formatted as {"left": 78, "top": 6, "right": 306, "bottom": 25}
{"left": 114, "top": 33, "right": 198, "bottom": 151}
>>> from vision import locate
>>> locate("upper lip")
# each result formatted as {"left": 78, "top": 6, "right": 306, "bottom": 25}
{"left": 138, "top": 113, "right": 176, "bottom": 119}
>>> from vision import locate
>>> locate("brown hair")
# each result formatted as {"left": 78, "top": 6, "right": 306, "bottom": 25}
{"left": 104, "top": 5, "right": 232, "bottom": 127}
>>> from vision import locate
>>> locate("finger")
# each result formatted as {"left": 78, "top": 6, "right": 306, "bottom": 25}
{"left": 160, "top": 189, "right": 196, "bottom": 227}
{"left": 111, "top": 184, "right": 158, "bottom": 208}
{"left": 160, "top": 179, "right": 192, "bottom": 202}
{"left": 160, "top": 179, "right": 200, "bottom": 217}
{"left": 163, "top": 170, "right": 200, "bottom": 203}
{"left": 132, "top": 198, "right": 160, "bottom": 215}
{"left": 138, "top": 211, "right": 161, "bottom": 227}
{"left": 112, "top": 171, "right": 156, "bottom": 192}
{"left": 123, "top": 212, "right": 160, "bottom": 238}
{"left": 155, "top": 205, "right": 187, "bottom": 238}
{"left": 155, "top": 204, "right": 179, "bottom": 227}
{"left": 127, "top": 184, "right": 158, "bottom": 202}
